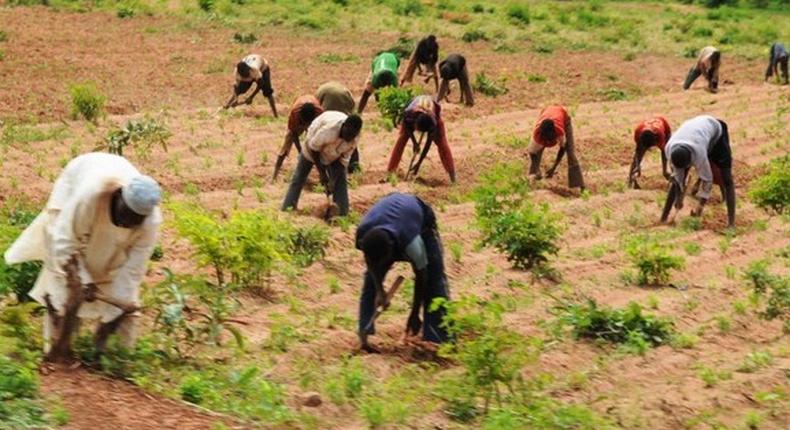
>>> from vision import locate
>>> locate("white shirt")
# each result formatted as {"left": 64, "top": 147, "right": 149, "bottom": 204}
{"left": 4, "top": 153, "right": 162, "bottom": 323}
{"left": 302, "top": 111, "right": 359, "bottom": 167}
{"left": 665, "top": 115, "right": 723, "bottom": 199}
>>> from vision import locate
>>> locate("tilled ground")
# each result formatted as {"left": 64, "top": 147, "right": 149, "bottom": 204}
{"left": 1, "top": 6, "right": 789, "bottom": 430}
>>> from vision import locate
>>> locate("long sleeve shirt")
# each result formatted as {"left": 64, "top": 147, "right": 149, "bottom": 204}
{"left": 696, "top": 47, "right": 720, "bottom": 80}
{"left": 664, "top": 115, "right": 723, "bottom": 200}
{"left": 4, "top": 153, "right": 162, "bottom": 322}
{"left": 356, "top": 193, "right": 430, "bottom": 270}
{"left": 301, "top": 111, "right": 359, "bottom": 167}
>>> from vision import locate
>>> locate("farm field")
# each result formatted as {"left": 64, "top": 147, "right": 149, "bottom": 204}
{"left": 1, "top": 1, "right": 789, "bottom": 429}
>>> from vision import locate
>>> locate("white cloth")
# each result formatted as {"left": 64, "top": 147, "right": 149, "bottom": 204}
{"left": 665, "top": 115, "right": 722, "bottom": 199}
{"left": 302, "top": 111, "right": 359, "bottom": 167}
{"left": 4, "top": 153, "right": 162, "bottom": 324}
{"left": 235, "top": 54, "right": 266, "bottom": 83}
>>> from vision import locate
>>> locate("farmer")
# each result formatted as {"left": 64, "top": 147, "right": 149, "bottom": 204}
{"left": 386, "top": 95, "right": 455, "bottom": 183}
{"left": 355, "top": 193, "right": 450, "bottom": 352}
{"left": 273, "top": 95, "right": 324, "bottom": 180}
{"left": 683, "top": 46, "right": 721, "bottom": 93}
{"left": 628, "top": 116, "right": 672, "bottom": 189}
{"left": 436, "top": 53, "right": 474, "bottom": 107}
{"left": 528, "top": 105, "right": 585, "bottom": 191}
{"left": 400, "top": 35, "right": 440, "bottom": 92}
{"left": 315, "top": 81, "right": 361, "bottom": 173}
{"left": 281, "top": 111, "right": 363, "bottom": 217}
{"left": 223, "top": 54, "right": 278, "bottom": 117}
{"left": 3, "top": 153, "right": 162, "bottom": 359}
{"left": 765, "top": 42, "right": 789, "bottom": 84}
{"left": 660, "top": 115, "right": 735, "bottom": 228}
{"left": 358, "top": 51, "right": 400, "bottom": 113}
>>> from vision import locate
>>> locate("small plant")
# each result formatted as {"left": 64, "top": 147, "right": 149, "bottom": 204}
{"left": 624, "top": 234, "right": 685, "bottom": 286}
{"left": 375, "top": 85, "right": 423, "bottom": 126}
{"left": 749, "top": 156, "right": 789, "bottom": 215}
{"left": 391, "top": 0, "right": 423, "bottom": 16}
{"left": 473, "top": 72, "right": 508, "bottom": 97}
{"left": 737, "top": 350, "right": 773, "bottom": 373}
{"left": 232, "top": 32, "right": 257, "bottom": 44}
{"left": 116, "top": 4, "right": 135, "bottom": 18}
{"left": 198, "top": 0, "right": 213, "bottom": 12}
{"left": 743, "top": 260, "right": 789, "bottom": 331}
{"left": 507, "top": 4, "right": 530, "bottom": 25}
{"left": 101, "top": 116, "right": 171, "bottom": 159}
{"left": 462, "top": 29, "right": 488, "bottom": 43}
{"left": 554, "top": 299, "right": 675, "bottom": 351}
{"left": 696, "top": 365, "right": 731, "bottom": 388}
{"left": 69, "top": 82, "right": 106, "bottom": 123}
{"left": 385, "top": 36, "right": 415, "bottom": 60}
{"left": 599, "top": 87, "right": 630, "bottom": 101}
{"left": 0, "top": 202, "right": 43, "bottom": 301}
{"left": 289, "top": 223, "right": 330, "bottom": 268}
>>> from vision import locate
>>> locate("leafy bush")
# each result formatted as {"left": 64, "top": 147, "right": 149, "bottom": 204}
{"left": 0, "top": 203, "right": 42, "bottom": 301}
{"left": 391, "top": 0, "right": 423, "bottom": 16}
{"left": 555, "top": 299, "right": 675, "bottom": 352}
{"left": 743, "top": 260, "right": 789, "bottom": 331}
{"left": 507, "top": 4, "right": 530, "bottom": 25}
{"left": 375, "top": 85, "right": 423, "bottom": 126}
{"left": 473, "top": 72, "right": 508, "bottom": 97}
{"left": 473, "top": 163, "right": 561, "bottom": 270}
{"left": 232, "top": 32, "right": 257, "bottom": 44}
{"left": 100, "top": 116, "right": 170, "bottom": 160}
{"left": 462, "top": 29, "right": 488, "bottom": 43}
{"left": 69, "top": 82, "right": 106, "bottom": 123}
{"left": 749, "top": 156, "right": 789, "bottom": 214}
{"left": 289, "top": 224, "right": 329, "bottom": 268}
{"left": 198, "top": 0, "right": 213, "bottom": 12}
{"left": 624, "top": 234, "right": 685, "bottom": 286}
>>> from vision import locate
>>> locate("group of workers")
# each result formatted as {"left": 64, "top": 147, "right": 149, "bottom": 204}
{"left": 4, "top": 36, "right": 784, "bottom": 358}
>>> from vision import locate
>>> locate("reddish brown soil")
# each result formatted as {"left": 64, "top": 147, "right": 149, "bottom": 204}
{"left": 1, "top": 6, "right": 789, "bottom": 430}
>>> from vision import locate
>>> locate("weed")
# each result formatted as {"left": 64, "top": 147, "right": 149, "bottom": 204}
{"left": 116, "top": 4, "right": 135, "bottom": 18}
{"left": 507, "top": 4, "right": 530, "bottom": 25}
{"left": 527, "top": 74, "right": 547, "bottom": 83}
{"left": 737, "top": 350, "right": 773, "bottom": 373}
{"left": 473, "top": 73, "right": 508, "bottom": 97}
{"left": 69, "top": 82, "right": 106, "bottom": 123}
{"left": 624, "top": 234, "right": 685, "bottom": 286}
{"left": 328, "top": 276, "right": 341, "bottom": 294}
{"left": 198, "top": 0, "right": 213, "bottom": 12}
{"left": 554, "top": 299, "right": 675, "bottom": 351}
{"left": 448, "top": 241, "right": 463, "bottom": 264}
{"left": 599, "top": 88, "right": 630, "bottom": 101}
{"left": 0, "top": 201, "right": 43, "bottom": 301}
{"left": 749, "top": 155, "right": 789, "bottom": 214}
{"left": 391, "top": 0, "right": 423, "bottom": 16}
{"left": 101, "top": 116, "right": 170, "bottom": 160}
{"left": 232, "top": 32, "right": 257, "bottom": 44}
{"left": 462, "top": 29, "right": 488, "bottom": 43}
{"left": 743, "top": 260, "right": 790, "bottom": 330}
{"left": 696, "top": 365, "right": 732, "bottom": 387}
{"left": 671, "top": 331, "right": 699, "bottom": 349}
{"left": 289, "top": 223, "right": 329, "bottom": 267}
{"left": 385, "top": 36, "right": 415, "bottom": 60}
{"left": 684, "top": 242, "right": 702, "bottom": 256}
{"left": 715, "top": 314, "right": 731, "bottom": 333}
{"left": 316, "top": 53, "right": 359, "bottom": 64}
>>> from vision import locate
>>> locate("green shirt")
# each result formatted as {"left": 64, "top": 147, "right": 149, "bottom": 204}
{"left": 371, "top": 52, "right": 400, "bottom": 89}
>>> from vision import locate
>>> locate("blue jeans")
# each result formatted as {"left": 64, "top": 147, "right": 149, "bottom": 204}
{"left": 281, "top": 154, "right": 349, "bottom": 216}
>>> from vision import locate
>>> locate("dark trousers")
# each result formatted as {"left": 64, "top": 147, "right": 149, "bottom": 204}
{"left": 348, "top": 149, "right": 360, "bottom": 174}
{"left": 358, "top": 228, "right": 450, "bottom": 343}
{"left": 281, "top": 154, "right": 349, "bottom": 216}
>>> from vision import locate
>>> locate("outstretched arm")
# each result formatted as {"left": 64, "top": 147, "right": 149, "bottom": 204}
{"left": 358, "top": 90, "right": 372, "bottom": 113}
{"left": 628, "top": 145, "right": 647, "bottom": 189}
{"left": 224, "top": 87, "right": 239, "bottom": 109}
{"left": 660, "top": 180, "right": 681, "bottom": 223}
{"left": 243, "top": 81, "right": 261, "bottom": 105}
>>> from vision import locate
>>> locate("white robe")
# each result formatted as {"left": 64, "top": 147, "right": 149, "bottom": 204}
{"left": 4, "top": 153, "right": 161, "bottom": 329}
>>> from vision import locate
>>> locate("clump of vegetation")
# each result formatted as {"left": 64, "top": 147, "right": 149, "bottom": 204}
{"left": 461, "top": 28, "right": 488, "bottom": 43}
{"left": 473, "top": 72, "right": 508, "bottom": 97}
{"left": 232, "top": 32, "right": 257, "bottom": 44}
{"left": 391, "top": 0, "right": 423, "bottom": 16}
{"left": 434, "top": 296, "right": 611, "bottom": 428}
{"left": 116, "top": 3, "right": 135, "bottom": 18}
{"left": 375, "top": 85, "right": 423, "bottom": 126}
{"left": 749, "top": 156, "right": 789, "bottom": 215}
{"left": 198, "top": 0, "right": 213, "bottom": 12}
{"left": 507, "top": 4, "right": 530, "bottom": 25}
{"left": 289, "top": 224, "right": 330, "bottom": 268}
{"left": 69, "top": 82, "right": 106, "bottom": 123}
{"left": 385, "top": 36, "right": 415, "bottom": 60}
{"left": 624, "top": 234, "right": 685, "bottom": 286}
{"left": 554, "top": 299, "right": 675, "bottom": 353}
{"left": 473, "top": 163, "right": 562, "bottom": 270}
{"left": 316, "top": 53, "right": 359, "bottom": 64}
{"left": 100, "top": 116, "right": 171, "bottom": 160}
{"left": 743, "top": 260, "right": 789, "bottom": 332}
{"left": 0, "top": 200, "right": 42, "bottom": 301}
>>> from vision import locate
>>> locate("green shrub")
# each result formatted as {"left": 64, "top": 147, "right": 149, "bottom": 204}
{"left": 462, "top": 29, "right": 488, "bottom": 43}
{"left": 69, "top": 82, "right": 106, "bottom": 123}
{"left": 555, "top": 299, "right": 675, "bottom": 351}
{"left": 101, "top": 116, "right": 170, "bottom": 160}
{"left": 473, "top": 72, "right": 508, "bottom": 97}
{"left": 391, "top": 0, "right": 423, "bottom": 16}
{"left": 375, "top": 85, "right": 423, "bottom": 126}
{"left": 743, "top": 260, "right": 789, "bottom": 331}
{"left": 625, "top": 234, "right": 685, "bottom": 286}
{"left": 749, "top": 156, "right": 789, "bottom": 214}
{"left": 198, "top": 0, "right": 213, "bottom": 12}
{"left": 289, "top": 223, "right": 329, "bottom": 268}
{"left": 232, "top": 32, "right": 257, "bottom": 44}
{"left": 507, "top": 4, "right": 530, "bottom": 25}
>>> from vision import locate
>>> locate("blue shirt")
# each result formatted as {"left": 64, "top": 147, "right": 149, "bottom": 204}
{"left": 356, "top": 193, "right": 429, "bottom": 270}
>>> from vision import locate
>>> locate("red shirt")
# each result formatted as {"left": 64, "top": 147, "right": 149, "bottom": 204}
{"left": 532, "top": 105, "right": 568, "bottom": 148}
{"left": 634, "top": 117, "right": 671, "bottom": 150}
{"left": 288, "top": 95, "right": 323, "bottom": 134}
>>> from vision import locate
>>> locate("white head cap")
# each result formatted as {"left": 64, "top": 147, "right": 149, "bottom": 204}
{"left": 121, "top": 175, "right": 162, "bottom": 216}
